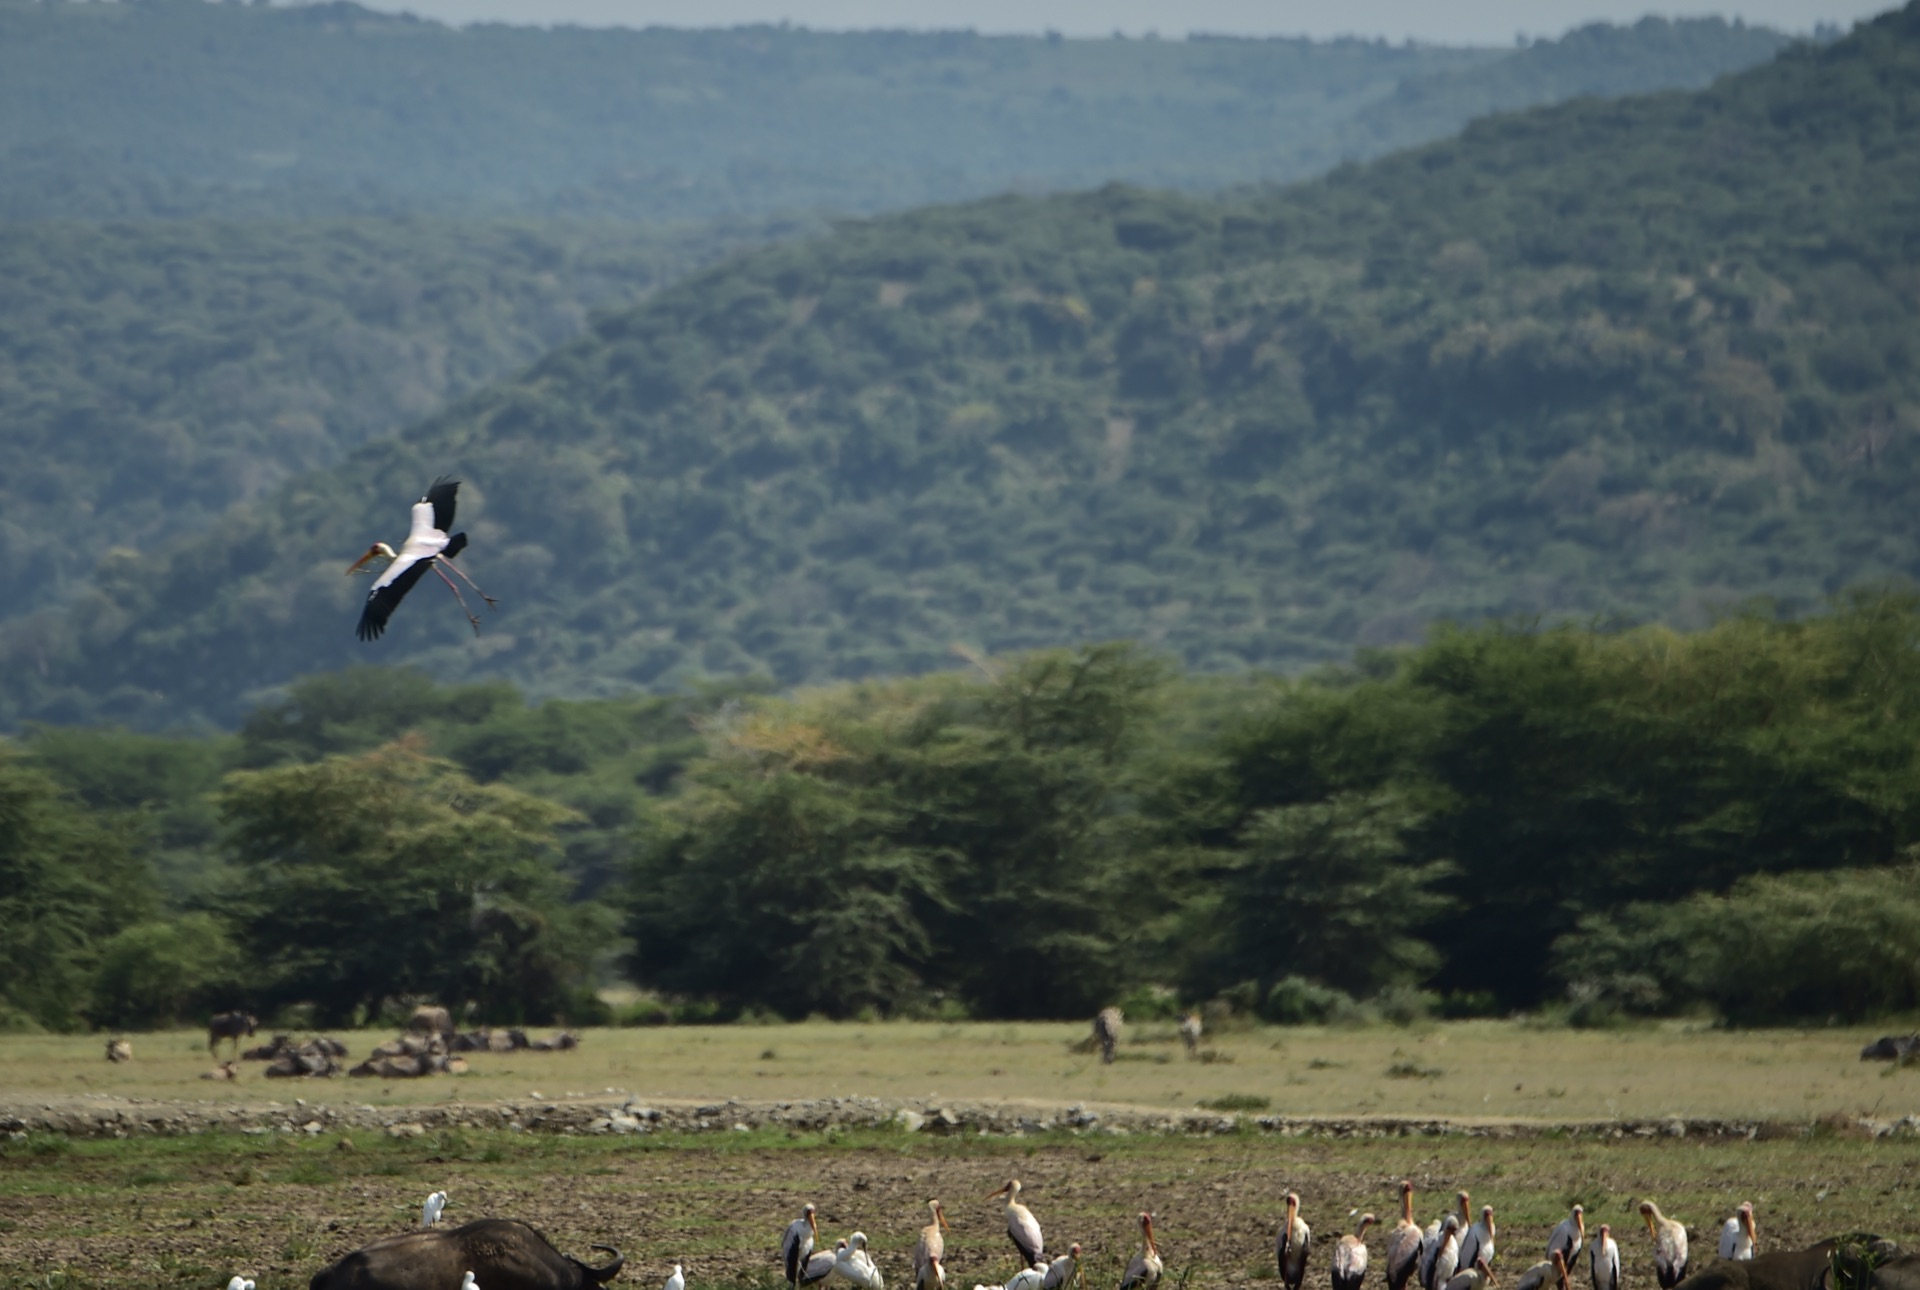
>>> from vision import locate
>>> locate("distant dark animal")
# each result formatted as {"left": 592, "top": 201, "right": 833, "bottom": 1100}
{"left": 454, "top": 1027, "right": 529, "bottom": 1053}
{"left": 245, "top": 1033, "right": 350, "bottom": 1062}
{"left": 1870, "top": 1251, "right": 1920, "bottom": 1290}
{"left": 407, "top": 1005, "right": 456, "bottom": 1041}
{"left": 350, "top": 1053, "right": 461, "bottom": 1079}
{"left": 105, "top": 1038, "right": 132, "bottom": 1063}
{"left": 374, "top": 1033, "right": 447, "bottom": 1060}
{"left": 264, "top": 1041, "right": 344, "bottom": 1078}
{"left": 308, "top": 1218, "right": 623, "bottom": 1290}
{"left": 529, "top": 1031, "right": 579, "bottom": 1052}
{"left": 1860, "top": 1035, "right": 1920, "bottom": 1061}
{"left": 208, "top": 1011, "right": 258, "bottom": 1056}
{"left": 1093, "top": 1007, "right": 1122, "bottom": 1064}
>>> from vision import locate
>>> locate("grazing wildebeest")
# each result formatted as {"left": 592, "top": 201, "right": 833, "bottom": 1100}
{"left": 105, "top": 1038, "right": 133, "bottom": 1063}
{"left": 208, "top": 1011, "right": 258, "bottom": 1056}
{"left": 407, "top": 1004, "right": 455, "bottom": 1042}
{"left": 1860, "top": 1035, "right": 1920, "bottom": 1061}
{"left": 308, "top": 1218, "right": 622, "bottom": 1290}
{"left": 1093, "top": 1007, "right": 1123, "bottom": 1064}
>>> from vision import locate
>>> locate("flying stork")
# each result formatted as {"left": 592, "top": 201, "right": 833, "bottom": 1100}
{"left": 1386, "top": 1182, "right": 1425, "bottom": 1290}
{"left": 1333, "top": 1213, "right": 1374, "bottom": 1290}
{"left": 1276, "top": 1192, "right": 1312, "bottom": 1290}
{"left": 784, "top": 1204, "right": 820, "bottom": 1288}
{"left": 1717, "top": 1203, "right": 1756, "bottom": 1261}
{"left": 1639, "top": 1201, "right": 1688, "bottom": 1289}
{"left": 987, "top": 1180, "right": 1045, "bottom": 1270}
{"left": 347, "top": 476, "right": 496, "bottom": 639}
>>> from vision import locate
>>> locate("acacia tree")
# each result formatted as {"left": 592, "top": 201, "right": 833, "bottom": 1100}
{"left": 0, "top": 749, "right": 152, "bottom": 1030}
{"left": 220, "top": 740, "right": 606, "bottom": 1025}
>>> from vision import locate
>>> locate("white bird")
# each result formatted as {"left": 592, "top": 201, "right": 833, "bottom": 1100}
{"left": 1718, "top": 1203, "right": 1756, "bottom": 1261}
{"left": 1545, "top": 1208, "right": 1584, "bottom": 1267}
{"left": 666, "top": 1263, "right": 686, "bottom": 1290}
{"left": 1442, "top": 1259, "right": 1494, "bottom": 1290}
{"left": 226, "top": 1279, "right": 256, "bottom": 1290}
{"left": 1512, "top": 1252, "right": 1572, "bottom": 1290}
{"left": 1589, "top": 1225, "right": 1620, "bottom": 1290}
{"left": 915, "top": 1200, "right": 953, "bottom": 1290}
{"left": 1639, "top": 1201, "right": 1688, "bottom": 1289}
{"left": 1387, "top": 1182, "right": 1425, "bottom": 1290}
{"left": 461, "top": 1274, "right": 480, "bottom": 1290}
{"left": 1424, "top": 1217, "right": 1462, "bottom": 1290}
{"left": 347, "top": 476, "right": 496, "bottom": 639}
{"left": 1042, "top": 1243, "right": 1082, "bottom": 1290}
{"left": 802, "top": 1241, "right": 848, "bottom": 1288}
{"left": 987, "top": 1180, "right": 1045, "bottom": 1270}
{"left": 1333, "top": 1213, "right": 1375, "bottom": 1290}
{"left": 1277, "top": 1192, "right": 1312, "bottom": 1290}
{"left": 785, "top": 1204, "right": 821, "bottom": 1286}
{"left": 1007, "top": 1264, "right": 1047, "bottom": 1290}
{"left": 1457, "top": 1206, "right": 1495, "bottom": 1272}
{"left": 1120, "top": 1213, "right": 1162, "bottom": 1290}
{"left": 422, "top": 1190, "right": 449, "bottom": 1228}
{"left": 838, "top": 1233, "right": 885, "bottom": 1290}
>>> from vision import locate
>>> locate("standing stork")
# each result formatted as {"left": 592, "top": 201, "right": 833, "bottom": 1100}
{"left": 987, "top": 1180, "right": 1045, "bottom": 1270}
{"left": 1545, "top": 1208, "right": 1584, "bottom": 1267}
{"left": 1443, "top": 1259, "right": 1495, "bottom": 1290}
{"left": 1639, "top": 1202, "right": 1688, "bottom": 1289}
{"left": 1588, "top": 1226, "right": 1619, "bottom": 1290}
{"left": 1277, "top": 1192, "right": 1312, "bottom": 1290}
{"left": 1457, "top": 1207, "right": 1495, "bottom": 1272}
{"left": 1717, "top": 1204, "right": 1756, "bottom": 1261}
{"left": 1042, "top": 1244, "right": 1082, "bottom": 1290}
{"left": 838, "top": 1234, "right": 885, "bottom": 1290}
{"left": 784, "top": 1204, "right": 820, "bottom": 1288}
{"left": 915, "top": 1201, "right": 952, "bottom": 1290}
{"left": 1387, "top": 1182, "right": 1424, "bottom": 1290}
{"left": 1333, "top": 1213, "right": 1374, "bottom": 1290}
{"left": 1120, "top": 1214, "right": 1161, "bottom": 1290}
{"left": 347, "top": 476, "right": 497, "bottom": 639}
{"left": 1423, "top": 1218, "right": 1462, "bottom": 1290}
{"left": 801, "top": 1242, "right": 845, "bottom": 1288}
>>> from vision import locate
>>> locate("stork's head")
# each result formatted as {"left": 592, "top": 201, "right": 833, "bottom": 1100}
{"left": 1356, "top": 1214, "right": 1377, "bottom": 1237}
{"left": 1457, "top": 1191, "right": 1472, "bottom": 1219}
{"left": 347, "top": 542, "right": 397, "bottom": 574}
{"left": 1597, "top": 1224, "right": 1611, "bottom": 1244}
{"left": 1638, "top": 1202, "right": 1659, "bottom": 1236}
{"left": 1069, "top": 1244, "right": 1081, "bottom": 1260}
{"left": 1140, "top": 1212, "right": 1157, "bottom": 1254}
{"left": 1284, "top": 1192, "right": 1299, "bottom": 1219}
{"left": 1481, "top": 1205, "right": 1495, "bottom": 1230}
{"left": 987, "top": 1180, "right": 1022, "bottom": 1203}
{"left": 1739, "top": 1202, "right": 1756, "bottom": 1235}
{"left": 932, "top": 1199, "right": 950, "bottom": 1231}
{"left": 850, "top": 1234, "right": 869, "bottom": 1252}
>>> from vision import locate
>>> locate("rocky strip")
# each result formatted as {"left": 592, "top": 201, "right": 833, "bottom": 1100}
{"left": 5, "top": 1093, "right": 1920, "bottom": 1143}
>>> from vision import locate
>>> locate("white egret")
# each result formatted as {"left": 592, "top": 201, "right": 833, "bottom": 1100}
{"left": 423, "top": 1190, "right": 449, "bottom": 1228}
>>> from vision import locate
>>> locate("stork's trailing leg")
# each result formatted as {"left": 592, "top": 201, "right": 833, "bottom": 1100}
{"left": 439, "top": 555, "right": 499, "bottom": 609}
{"left": 430, "top": 562, "right": 484, "bottom": 634}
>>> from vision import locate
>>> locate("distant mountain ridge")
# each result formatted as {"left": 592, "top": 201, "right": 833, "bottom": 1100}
{"left": 0, "top": 2, "right": 1791, "bottom": 220}
{"left": 3, "top": 5, "right": 1917, "bottom": 730}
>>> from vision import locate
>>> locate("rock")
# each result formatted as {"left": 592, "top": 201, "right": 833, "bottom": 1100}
{"left": 385, "top": 1123, "right": 426, "bottom": 1139}
{"left": 896, "top": 1110, "right": 927, "bottom": 1133}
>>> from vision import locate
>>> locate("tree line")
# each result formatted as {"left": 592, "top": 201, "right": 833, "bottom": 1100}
{"left": 7, "top": 591, "right": 1920, "bottom": 1033}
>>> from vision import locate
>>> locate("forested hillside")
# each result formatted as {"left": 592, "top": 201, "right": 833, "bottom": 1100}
{"left": 5, "top": 7, "right": 1913, "bottom": 731}
{"left": 0, "top": 216, "right": 794, "bottom": 614}
{"left": 0, "top": 1, "right": 1788, "bottom": 220}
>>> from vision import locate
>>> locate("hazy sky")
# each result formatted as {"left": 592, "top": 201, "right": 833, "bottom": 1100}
{"left": 343, "top": 0, "right": 1895, "bottom": 44}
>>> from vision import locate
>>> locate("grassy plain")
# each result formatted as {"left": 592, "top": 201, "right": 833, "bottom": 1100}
{"left": 3, "top": 1020, "right": 1916, "bottom": 1123}
{"left": 2, "top": 1122, "right": 1915, "bottom": 1290}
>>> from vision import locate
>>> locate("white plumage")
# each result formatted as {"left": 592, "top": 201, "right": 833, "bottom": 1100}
{"left": 1457, "top": 1206, "right": 1495, "bottom": 1272}
{"left": 1042, "top": 1244, "right": 1082, "bottom": 1290}
{"left": 1589, "top": 1225, "right": 1621, "bottom": 1290}
{"left": 666, "top": 1263, "right": 686, "bottom": 1290}
{"left": 422, "top": 1190, "right": 449, "bottom": 1228}
{"left": 1387, "top": 1182, "right": 1425, "bottom": 1290}
{"left": 1640, "top": 1201, "right": 1689, "bottom": 1289}
{"left": 988, "top": 1180, "right": 1045, "bottom": 1270}
{"left": 837, "top": 1233, "right": 886, "bottom": 1290}
{"left": 1718, "top": 1203, "right": 1756, "bottom": 1261}
{"left": 461, "top": 1274, "right": 480, "bottom": 1290}
{"left": 1333, "top": 1214, "right": 1375, "bottom": 1290}
{"left": 1546, "top": 1207, "right": 1585, "bottom": 1267}
{"left": 1120, "top": 1213, "right": 1162, "bottom": 1290}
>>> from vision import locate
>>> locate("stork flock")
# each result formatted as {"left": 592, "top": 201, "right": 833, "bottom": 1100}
{"left": 775, "top": 1182, "right": 1155, "bottom": 1290}
{"left": 760, "top": 1183, "right": 1756, "bottom": 1290}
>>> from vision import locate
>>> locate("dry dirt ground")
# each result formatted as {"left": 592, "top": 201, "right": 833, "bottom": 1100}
{"left": 2, "top": 1122, "right": 1916, "bottom": 1290}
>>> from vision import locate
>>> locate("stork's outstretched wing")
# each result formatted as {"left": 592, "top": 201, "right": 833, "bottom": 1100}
{"left": 357, "top": 555, "right": 438, "bottom": 640}
{"left": 424, "top": 477, "right": 459, "bottom": 537}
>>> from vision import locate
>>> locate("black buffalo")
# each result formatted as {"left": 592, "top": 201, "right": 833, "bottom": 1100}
{"left": 310, "top": 1219, "right": 622, "bottom": 1290}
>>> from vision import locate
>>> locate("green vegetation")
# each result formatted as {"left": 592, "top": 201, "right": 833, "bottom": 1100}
{"left": 0, "top": 216, "right": 792, "bottom": 619}
{"left": 3, "top": 9, "right": 1911, "bottom": 729}
{"left": 15, "top": 593, "right": 1920, "bottom": 1031}
{"left": 0, "top": 3, "right": 1787, "bottom": 221}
